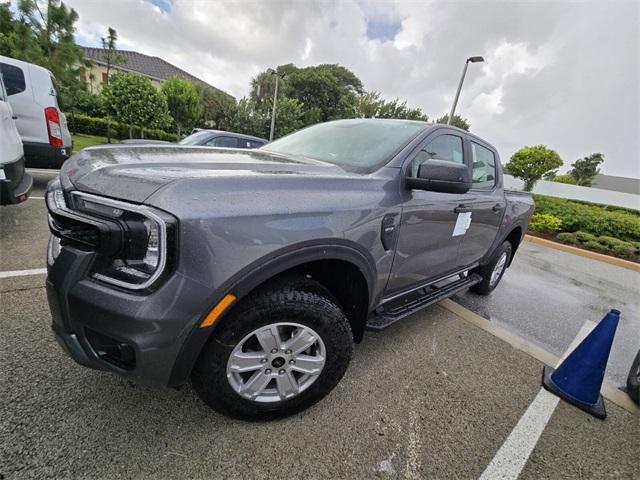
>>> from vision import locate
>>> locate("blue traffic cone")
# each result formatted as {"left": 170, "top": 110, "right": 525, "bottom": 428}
{"left": 542, "top": 309, "right": 621, "bottom": 419}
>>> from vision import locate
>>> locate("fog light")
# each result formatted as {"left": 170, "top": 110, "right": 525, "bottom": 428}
{"left": 47, "top": 235, "right": 62, "bottom": 266}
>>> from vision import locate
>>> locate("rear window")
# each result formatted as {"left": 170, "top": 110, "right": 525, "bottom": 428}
{"left": 206, "top": 136, "right": 239, "bottom": 148}
{"left": 0, "top": 63, "right": 26, "bottom": 96}
{"left": 471, "top": 142, "right": 497, "bottom": 189}
{"left": 179, "top": 131, "right": 213, "bottom": 145}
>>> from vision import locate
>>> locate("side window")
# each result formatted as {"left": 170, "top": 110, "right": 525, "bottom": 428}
{"left": 248, "top": 140, "right": 264, "bottom": 148}
{"left": 411, "top": 134, "right": 463, "bottom": 177}
{"left": 471, "top": 142, "right": 497, "bottom": 189}
{"left": 206, "top": 136, "right": 239, "bottom": 148}
{"left": 0, "top": 63, "right": 26, "bottom": 96}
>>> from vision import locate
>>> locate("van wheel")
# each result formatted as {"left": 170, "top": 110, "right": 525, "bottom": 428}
{"left": 470, "top": 241, "right": 512, "bottom": 295}
{"left": 191, "top": 275, "right": 353, "bottom": 420}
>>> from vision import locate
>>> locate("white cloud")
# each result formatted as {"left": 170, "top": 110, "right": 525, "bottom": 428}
{"left": 66, "top": 0, "right": 639, "bottom": 178}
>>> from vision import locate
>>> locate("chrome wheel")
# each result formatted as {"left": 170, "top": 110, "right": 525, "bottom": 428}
{"left": 490, "top": 252, "right": 508, "bottom": 287}
{"left": 226, "top": 322, "right": 326, "bottom": 403}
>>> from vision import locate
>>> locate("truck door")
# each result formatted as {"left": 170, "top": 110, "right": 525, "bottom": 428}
{"left": 456, "top": 140, "right": 506, "bottom": 267}
{"left": 386, "top": 132, "right": 469, "bottom": 293}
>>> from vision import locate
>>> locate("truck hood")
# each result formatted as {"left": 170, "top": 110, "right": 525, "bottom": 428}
{"left": 60, "top": 144, "right": 349, "bottom": 203}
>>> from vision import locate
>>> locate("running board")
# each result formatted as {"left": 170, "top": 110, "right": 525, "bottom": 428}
{"left": 366, "top": 273, "right": 482, "bottom": 331}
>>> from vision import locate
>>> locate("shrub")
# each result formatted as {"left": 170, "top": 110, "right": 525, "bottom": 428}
{"left": 554, "top": 174, "right": 577, "bottom": 185}
{"left": 596, "top": 236, "right": 627, "bottom": 249}
{"left": 556, "top": 232, "right": 578, "bottom": 244}
{"left": 529, "top": 213, "right": 563, "bottom": 232}
{"left": 610, "top": 242, "right": 636, "bottom": 258}
{"left": 575, "top": 231, "right": 597, "bottom": 243}
{"left": 533, "top": 194, "right": 640, "bottom": 242}
{"left": 68, "top": 113, "right": 177, "bottom": 142}
{"left": 584, "top": 240, "right": 610, "bottom": 253}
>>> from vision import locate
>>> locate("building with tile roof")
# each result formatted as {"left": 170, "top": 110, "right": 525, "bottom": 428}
{"left": 80, "top": 46, "right": 233, "bottom": 102}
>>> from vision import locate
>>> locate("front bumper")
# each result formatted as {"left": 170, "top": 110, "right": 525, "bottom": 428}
{"left": 0, "top": 155, "right": 32, "bottom": 205}
{"left": 46, "top": 243, "right": 216, "bottom": 386}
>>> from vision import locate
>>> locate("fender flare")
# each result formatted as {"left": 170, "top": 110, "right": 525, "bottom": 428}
{"left": 167, "top": 239, "right": 377, "bottom": 387}
{"left": 483, "top": 223, "right": 526, "bottom": 267}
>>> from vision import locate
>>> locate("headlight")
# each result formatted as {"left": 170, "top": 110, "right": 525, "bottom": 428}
{"left": 70, "top": 192, "right": 176, "bottom": 291}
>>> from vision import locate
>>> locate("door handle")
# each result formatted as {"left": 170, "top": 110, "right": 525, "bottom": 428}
{"left": 492, "top": 204, "right": 503, "bottom": 213}
{"left": 454, "top": 204, "right": 472, "bottom": 213}
{"left": 11, "top": 115, "right": 17, "bottom": 119}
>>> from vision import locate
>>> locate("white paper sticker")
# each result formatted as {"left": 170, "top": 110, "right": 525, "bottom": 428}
{"left": 453, "top": 212, "right": 472, "bottom": 237}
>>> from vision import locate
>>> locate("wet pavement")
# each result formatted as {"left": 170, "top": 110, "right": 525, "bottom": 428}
{"left": 0, "top": 169, "right": 638, "bottom": 478}
{"left": 454, "top": 239, "right": 640, "bottom": 388}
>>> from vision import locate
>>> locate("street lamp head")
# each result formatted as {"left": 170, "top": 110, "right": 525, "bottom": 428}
{"left": 467, "top": 56, "right": 485, "bottom": 63}
{"left": 267, "top": 68, "right": 286, "bottom": 79}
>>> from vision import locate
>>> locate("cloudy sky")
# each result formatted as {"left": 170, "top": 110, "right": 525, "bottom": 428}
{"left": 66, "top": 0, "right": 639, "bottom": 178}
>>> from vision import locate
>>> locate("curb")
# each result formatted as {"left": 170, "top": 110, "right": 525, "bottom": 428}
{"left": 525, "top": 235, "right": 640, "bottom": 272}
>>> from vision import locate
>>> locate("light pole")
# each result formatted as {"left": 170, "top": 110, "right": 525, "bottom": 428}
{"left": 448, "top": 56, "right": 484, "bottom": 125}
{"left": 268, "top": 68, "right": 286, "bottom": 141}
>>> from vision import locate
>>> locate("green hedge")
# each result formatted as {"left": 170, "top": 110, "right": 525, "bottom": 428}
{"left": 67, "top": 113, "right": 177, "bottom": 142}
{"left": 555, "top": 231, "right": 639, "bottom": 258}
{"left": 532, "top": 194, "right": 640, "bottom": 242}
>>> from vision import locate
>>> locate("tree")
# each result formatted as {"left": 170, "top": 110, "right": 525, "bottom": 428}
{"left": 568, "top": 153, "right": 604, "bottom": 186}
{"left": 504, "top": 145, "right": 563, "bottom": 191}
{"left": 103, "top": 72, "right": 170, "bottom": 138}
{"left": 161, "top": 77, "right": 201, "bottom": 136}
{"left": 249, "top": 63, "right": 365, "bottom": 122}
{"left": 100, "top": 27, "right": 124, "bottom": 142}
{"left": 353, "top": 90, "right": 427, "bottom": 120}
{"left": 16, "top": 0, "right": 85, "bottom": 97}
{"left": 228, "top": 98, "right": 268, "bottom": 138}
{"left": 228, "top": 96, "right": 305, "bottom": 140}
{"left": 0, "top": 3, "right": 42, "bottom": 59}
{"left": 269, "top": 96, "right": 306, "bottom": 138}
{"left": 435, "top": 114, "right": 470, "bottom": 131}
{"left": 195, "top": 83, "right": 236, "bottom": 130}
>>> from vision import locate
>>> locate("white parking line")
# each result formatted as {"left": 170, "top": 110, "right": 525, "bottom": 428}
{"left": 30, "top": 196, "right": 45, "bottom": 200}
{"left": 478, "top": 320, "right": 597, "bottom": 480}
{"left": 0, "top": 268, "right": 47, "bottom": 279}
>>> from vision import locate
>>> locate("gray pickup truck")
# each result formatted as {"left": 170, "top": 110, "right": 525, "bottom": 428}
{"left": 45, "top": 119, "right": 533, "bottom": 419}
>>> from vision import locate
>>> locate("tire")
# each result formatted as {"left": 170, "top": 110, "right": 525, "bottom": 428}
{"left": 191, "top": 275, "right": 353, "bottom": 420}
{"left": 470, "top": 241, "right": 512, "bottom": 295}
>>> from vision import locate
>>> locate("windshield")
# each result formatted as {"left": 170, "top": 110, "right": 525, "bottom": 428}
{"left": 179, "top": 131, "right": 213, "bottom": 145}
{"left": 261, "top": 119, "right": 424, "bottom": 172}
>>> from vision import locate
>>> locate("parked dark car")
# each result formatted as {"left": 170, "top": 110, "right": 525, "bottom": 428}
{"left": 180, "top": 129, "right": 267, "bottom": 148}
{"left": 45, "top": 119, "right": 533, "bottom": 420}
{"left": 120, "top": 129, "right": 268, "bottom": 149}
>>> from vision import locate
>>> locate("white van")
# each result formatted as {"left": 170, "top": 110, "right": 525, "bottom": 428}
{"left": 0, "top": 55, "right": 72, "bottom": 168}
{"left": 0, "top": 72, "right": 32, "bottom": 205}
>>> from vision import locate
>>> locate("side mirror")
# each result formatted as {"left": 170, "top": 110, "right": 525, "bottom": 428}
{"left": 406, "top": 159, "right": 472, "bottom": 194}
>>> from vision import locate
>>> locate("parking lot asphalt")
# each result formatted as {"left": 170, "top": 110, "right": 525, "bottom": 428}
{"left": 454, "top": 238, "right": 640, "bottom": 388}
{"left": 1, "top": 169, "right": 638, "bottom": 479}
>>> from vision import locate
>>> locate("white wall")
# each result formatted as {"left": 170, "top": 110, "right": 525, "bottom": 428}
{"left": 503, "top": 175, "right": 640, "bottom": 210}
